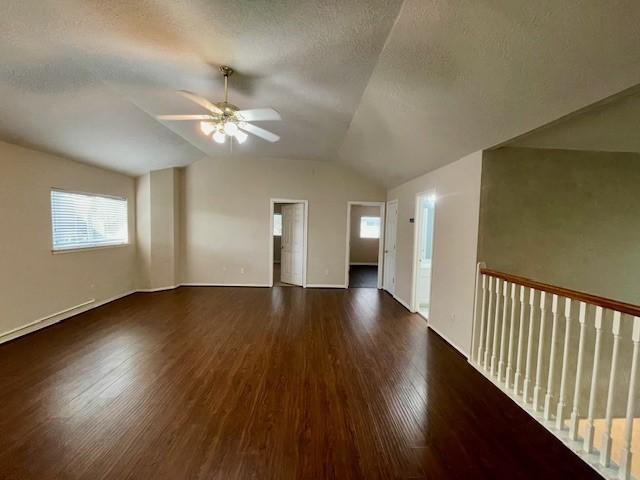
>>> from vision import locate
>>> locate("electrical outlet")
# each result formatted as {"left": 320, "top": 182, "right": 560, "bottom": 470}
{"left": 240, "top": 267, "right": 245, "bottom": 274}
{"left": 325, "top": 268, "right": 329, "bottom": 276}
{"left": 222, "top": 266, "right": 227, "bottom": 272}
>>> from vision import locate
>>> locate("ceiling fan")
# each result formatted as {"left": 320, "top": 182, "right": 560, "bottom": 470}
{"left": 157, "top": 65, "right": 280, "bottom": 145}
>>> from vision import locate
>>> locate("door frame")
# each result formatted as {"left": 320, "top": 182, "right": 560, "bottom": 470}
{"left": 269, "top": 198, "right": 309, "bottom": 287}
{"left": 344, "top": 201, "right": 386, "bottom": 289}
{"left": 410, "top": 190, "right": 437, "bottom": 317}
{"left": 382, "top": 199, "right": 398, "bottom": 294}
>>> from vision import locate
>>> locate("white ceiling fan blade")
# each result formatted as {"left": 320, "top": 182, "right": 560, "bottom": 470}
{"left": 239, "top": 122, "right": 280, "bottom": 143}
{"left": 156, "top": 114, "right": 212, "bottom": 121}
{"left": 236, "top": 108, "right": 281, "bottom": 122}
{"left": 177, "top": 90, "right": 223, "bottom": 114}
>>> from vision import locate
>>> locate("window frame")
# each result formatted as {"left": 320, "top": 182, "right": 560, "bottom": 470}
{"left": 359, "top": 215, "right": 381, "bottom": 239}
{"left": 50, "top": 188, "right": 130, "bottom": 254}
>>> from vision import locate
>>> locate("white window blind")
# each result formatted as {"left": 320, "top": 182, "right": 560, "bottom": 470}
{"left": 51, "top": 190, "right": 128, "bottom": 251}
{"left": 359, "top": 216, "right": 380, "bottom": 239}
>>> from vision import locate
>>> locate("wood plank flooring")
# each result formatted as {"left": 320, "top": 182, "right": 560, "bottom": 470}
{"left": 0, "top": 287, "right": 599, "bottom": 479}
{"left": 348, "top": 265, "right": 378, "bottom": 288}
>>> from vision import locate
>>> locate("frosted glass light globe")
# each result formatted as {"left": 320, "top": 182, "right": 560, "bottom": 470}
{"left": 235, "top": 130, "right": 248, "bottom": 144}
{"left": 223, "top": 122, "right": 239, "bottom": 136}
{"left": 200, "top": 121, "right": 215, "bottom": 136}
{"left": 213, "top": 130, "right": 226, "bottom": 144}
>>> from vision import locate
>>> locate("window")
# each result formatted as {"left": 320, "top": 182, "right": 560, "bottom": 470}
{"left": 51, "top": 190, "right": 128, "bottom": 251}
{"left": 273, "top": 213, "right": 282, "bottom": 236}
{"left": 359, "top": 216, "right": 380, "bottom": 239}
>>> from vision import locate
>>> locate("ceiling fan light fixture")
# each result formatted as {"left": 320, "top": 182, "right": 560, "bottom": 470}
{"left": 160, "top": 65, "right": 281, "bottom": 145}
{"left": 235, "top": 130, "right": 248, "bottom": 144}
{"left": 200, "top": 121, "right": 215, "bottom": 136}
{"left": 213, "top": 130, "right": 226, "bottom": 144}
{"left": 223, "top": 121, "right": 239, "bottom": 136}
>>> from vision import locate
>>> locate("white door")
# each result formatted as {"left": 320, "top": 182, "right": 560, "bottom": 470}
{"left": 383, "top": 200, "right": 398, "bottom": 294}
{"left": 281, "top": 203, "right": 304, "bottom": 286}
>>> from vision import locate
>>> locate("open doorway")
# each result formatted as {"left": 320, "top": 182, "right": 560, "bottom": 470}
{"left": 412, "top": 193, "right": 436, "bottom": 319}
{"left": 270, "top": 199, "right": 308, "bottom": 287}
{"left": 344, "top": 201, "right": 385, "bottom": 288}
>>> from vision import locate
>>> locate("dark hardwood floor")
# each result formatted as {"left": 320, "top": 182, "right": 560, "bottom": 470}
{"left": 0, "top": 287, "right": 598, "bottom": 479}
{"left": 348, "top": 265, "right": 378, "bottom": 288}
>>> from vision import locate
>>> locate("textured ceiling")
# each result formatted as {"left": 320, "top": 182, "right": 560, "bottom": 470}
{"left": 0, "top": 0, "right": 403, "bottom": 175}
{"left": 338, "top": 0, "right": 640, "bottom": 187}
{"left": 3, "top": 1, "right": 640, "bottom": 184}
{"left": 508, "top": 88, "right": 640, "bottom": 154}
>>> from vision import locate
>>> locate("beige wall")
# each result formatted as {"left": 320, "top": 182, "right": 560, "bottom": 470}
{"left": 136, "top": 168, "right": 181, "bottom": 290}
{"left": 349, "top": 205, "right": 380, "bottom": 264}
{"left": 136, "top": 173, "right": 151, "bottom": 288}
{"left": 479, "top": 147, "right": 640, "bottom": 305}
{"left": 181, "top": 156, "right": 385, "bottom": 286}
{"left": 0, "top": 140, "right": 136, "bottom": 341}
{"left": 387, "top": 151, "right": 482, "bottom": 355}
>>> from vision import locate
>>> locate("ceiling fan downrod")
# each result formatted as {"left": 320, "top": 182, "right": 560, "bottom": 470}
{"left": 220, "top": 65, "right": 233, "bottom": 104}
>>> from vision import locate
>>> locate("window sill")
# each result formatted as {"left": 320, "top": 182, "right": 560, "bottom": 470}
{"left": 51, "top": 243, "right": 130, "bottom": 255}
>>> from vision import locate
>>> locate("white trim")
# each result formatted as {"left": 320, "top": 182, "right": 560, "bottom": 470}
{"left": 392, "top": 293, "right": 414, "bottom": 312}
{"left": 307, "top": 284, "right": 346, "bottom": 289}
{"left": 180, "top": 283, "right": 270, "bottom": 288}
{"left": 0, "top": 290, "right": 136, "bottom": 345}
{"left": 349, "top": 262, "right": 378, "bottom": 266}
{"left": 428, "top": 324, "right": 468, "bottom": 358}
{"left": 344, "top": 201, "right": 385, "bottom": 289}
{"left": 382, "top": 199, "right": 398, "bottom": 294}
{"left": 410, "top": 190, "right": 437, "bottom": 313}
{"left": 137, "top": 285, "right": 179, "bottom": 292}
{"left": 51, "top": 243, "right": 130, "bottom": 254}
{"left": 269, "top": 198, "right": 308, "bottom": 288}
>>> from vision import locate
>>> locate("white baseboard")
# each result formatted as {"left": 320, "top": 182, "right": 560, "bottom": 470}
{"left": 180, "top": 283, "right": 270, "bottom": 288}
{"left": 136, "top": 285, "right": 179, "bottom": 292}
{"left": 392, "top": 294, "right": 414, "bottom": 312}
{"left": 349, "top": 262, "right": 378, "bottom": 266}
{"left": 0, "top": 289, "right": 136, "bottom": 345}
{"left": 427, "top": 324, "right": 468, "bottom": 358}
{"left": 306, "top": 284, "right": 346, "bottom": 289}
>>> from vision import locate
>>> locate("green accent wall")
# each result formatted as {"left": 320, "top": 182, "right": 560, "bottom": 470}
{"left": 478, "top": 147, "right": 640, "bottom": 305}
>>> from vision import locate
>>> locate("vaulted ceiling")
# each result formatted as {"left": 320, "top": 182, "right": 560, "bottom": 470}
{"left": 2, "top": 1, "right": 640, "bottom": 186}
{"left": 339, "top": 0, "right": 640, "bottom": 187}
{"left": 508, "top": 88, "right": 640, "bottom": 154}
{"left": 0, "top": 0, "right": 403, "bottom": 174}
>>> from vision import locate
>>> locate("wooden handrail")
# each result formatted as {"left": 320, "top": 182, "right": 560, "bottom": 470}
{"left": 480, "top": 268, "right": 640, "bottom": 318}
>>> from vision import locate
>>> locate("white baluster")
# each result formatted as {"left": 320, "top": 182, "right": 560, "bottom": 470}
{"left": 583, "top": 306, "right": 604, "bottom": 453}
{"left": 483, "top": 276, "right": 495, "bottom": 370}
{"left": 523, "top": 289, "right": 537, "bottom": 403}
{"left": 543, "top": 294, "right": 560, "bottom": 420}
{"left": 533, "top": 291, "right": 547, "bottom": 411}
{"left": 498, "top": 281, "right": 510, "bottom": 383}
{"left": 505, "top": 283, "right": 517, "bottom": 389}
{"left": 555, "top": 299, "right": 572, "bottom": 430}
{"left": 618, "top": 316, "right": 640, "bottom": 480}
{"left": 513, "top": 286, "right": 527, "bottom": 396}
{"left": 476, "top": 274, "right": 488, "bottom": 365}
{"left": 569, "top": 302, "right": 588, "bottom": 441}
{"left": 490, "top": 279, "right": 502, "bottom": 377}
{"left": 599, "top": 311, "right": 621, "bottom": 467}
{"left": 471, "top": 265, "right": 482, "bottom": 364}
